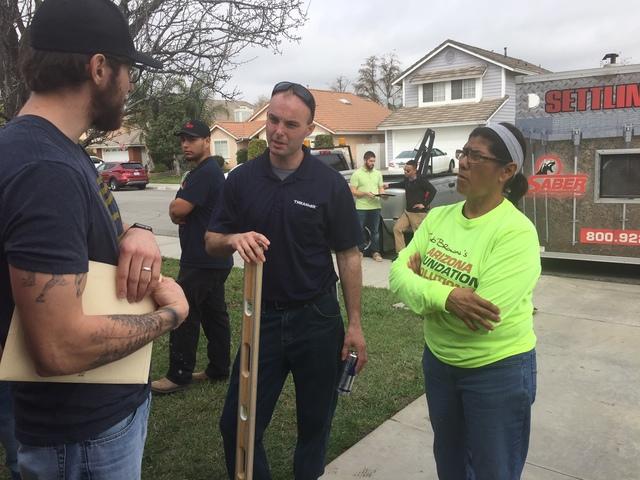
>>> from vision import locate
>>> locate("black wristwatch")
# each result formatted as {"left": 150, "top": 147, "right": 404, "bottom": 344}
{"left": 129, "top": 222, "right": 153, "bottom": 233}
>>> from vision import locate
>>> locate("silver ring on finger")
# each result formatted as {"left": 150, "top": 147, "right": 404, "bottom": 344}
{"left": 142, "top": 266, "right": 152, "bottom": 272}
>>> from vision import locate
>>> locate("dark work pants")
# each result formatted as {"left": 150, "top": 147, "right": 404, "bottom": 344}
{"left": 219, "top": 291, "right": 345, "bottom": 480}
{"left": 167, "top": 266, "right": 231, "bottom": 384}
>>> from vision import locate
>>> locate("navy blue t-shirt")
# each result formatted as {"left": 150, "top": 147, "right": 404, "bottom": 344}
{"left": 177, "top": 157, "right": 232, "bottom": 269}
{"left": 0, "top": 115, "right": 149, "bottom": 445}
{"left": 209, "top": 148, "right": 362, "bottom": 302}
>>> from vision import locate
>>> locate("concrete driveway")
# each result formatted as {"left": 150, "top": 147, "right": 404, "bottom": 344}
{"left": 322, "top": 272, "right": 640, "bottom": 480}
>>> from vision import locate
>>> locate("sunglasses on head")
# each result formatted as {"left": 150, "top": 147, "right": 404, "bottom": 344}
{"left": 271, "top": 81, "right": 316, "bottom": 119}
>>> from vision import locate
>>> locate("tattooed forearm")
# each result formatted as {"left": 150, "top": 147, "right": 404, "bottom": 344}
{"left": 86, "top": 309, "right": 176, "bottom": 369}
{"left": 74, "top": 273, "right": 87, "bottom": 298}
{"left": 35, "top": 275, "right": 69, "bottom": 303}
{"left": 21, "top": 272, "right": 36, "bottom": 287}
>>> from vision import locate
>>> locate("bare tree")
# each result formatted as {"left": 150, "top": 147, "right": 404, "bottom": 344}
{"left": 378, "top": 53, "right": 402, "bottom": 109}
{"left": 354, "top": 56, "right": 379, "bottom": 104}
{"left": 329, "top": 75, "right": 351, "bottom": 93}
{"left": 353, "top": 53, "right": 402, "bottom": 109}
{"left": 253, "top": 94, "right": 270, "bottom": 111}
{"left": 0, "top": 0, "right": 308, "bottom": 129}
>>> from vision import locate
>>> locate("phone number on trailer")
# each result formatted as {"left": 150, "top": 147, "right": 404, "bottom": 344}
{"left": 580, "top": 228, "right": 640, "bottom": 246}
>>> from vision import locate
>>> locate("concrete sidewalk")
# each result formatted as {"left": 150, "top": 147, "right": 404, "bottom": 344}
{"left": 322, "top": 273, "right": 640, "bottom": 480}
{"left": 156, "top": 235, "right": 640, "bottom": 480}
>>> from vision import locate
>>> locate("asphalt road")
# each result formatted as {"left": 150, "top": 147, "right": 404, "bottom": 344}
{"left": 114, "top": 189, "right": 640, "bottom": 284}
{"left": 113, "top": 188, "right": 178, "bottom": 237}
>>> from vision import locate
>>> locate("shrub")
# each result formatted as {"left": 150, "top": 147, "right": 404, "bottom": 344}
{"left": 236, "top": 148, "right": 248, "bottom": 165}
{"left": 247, "top": 138, "right": 267, "bottom": 160}
{"left": 313, "top": 134, "right": 334, "bottom": 148}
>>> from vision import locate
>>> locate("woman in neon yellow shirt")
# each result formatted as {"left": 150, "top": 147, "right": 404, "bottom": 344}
{"left": 390, "top": 122, "right": 540, "bottom": 480}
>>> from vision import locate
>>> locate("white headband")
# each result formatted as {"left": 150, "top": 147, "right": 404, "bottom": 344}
{"left": 487, "top": 124, "right": 524, "bottom": 173}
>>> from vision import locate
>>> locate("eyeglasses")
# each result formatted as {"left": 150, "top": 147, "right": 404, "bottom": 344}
{"left": 127, "top": 65, "right": 142, "bottom": 84}
{"left": 455, "top": 148, "right": 500, "bottom": 165}
{"left": 105, "top": 55, "right": 142, "bottom": 83}
{"left": 271, "top": 81, "right": 316, "bottom": 119}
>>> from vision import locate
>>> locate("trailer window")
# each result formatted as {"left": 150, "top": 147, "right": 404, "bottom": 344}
{"left": 597, "top": 151, "right": 640, "bottom": 200}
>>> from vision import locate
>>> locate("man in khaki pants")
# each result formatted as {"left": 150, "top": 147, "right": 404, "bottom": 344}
{"left": 385, "top": 160, "right": 437, "bottom": 253}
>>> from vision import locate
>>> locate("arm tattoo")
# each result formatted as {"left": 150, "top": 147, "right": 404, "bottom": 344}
{"left": 75, "top": 273, "right": 87, "bottom": 298}
{"left": 87, "top": 308, "right": 175, "bottom": 369}
{"left": 21, "top": 272, "right": 36, "bottom": 287}
{"left": 35, "top": 275, "right": 68, "bottom": 303}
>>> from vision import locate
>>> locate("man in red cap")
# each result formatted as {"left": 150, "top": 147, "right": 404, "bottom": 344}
{"left": 0, "top": 0, "right": 188, "bottom": 477}
{"left": 152, "top": 119, "right": 233, "bottom": 394}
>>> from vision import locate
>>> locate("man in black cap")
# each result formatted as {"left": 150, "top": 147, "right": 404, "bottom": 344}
{"left": 0, "top": 0, "right": 188, "bottom": 478}
{"left": 152, "top": 120, "right": 233, "bottom": 394}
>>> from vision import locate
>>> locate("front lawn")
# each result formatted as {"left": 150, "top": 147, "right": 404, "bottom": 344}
{"left": 143, "top": 258, "right": 425, "bottom": 479}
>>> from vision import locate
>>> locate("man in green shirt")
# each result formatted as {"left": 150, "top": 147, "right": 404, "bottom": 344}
{"left": 350, "top": 151, "right": 384, "bottom": 261}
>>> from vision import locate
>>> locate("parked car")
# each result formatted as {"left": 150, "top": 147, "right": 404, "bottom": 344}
{"left": 339, "top": 168, "right": 462, "bottom": 252}
{"left": 389, "top": 148, "right": 456, "bottom": 174}
{"left": 98, "top": 162, "right": 148, "bottom": 191}
{"left": 309, "top": 146, "right": 355, "bottom": 171}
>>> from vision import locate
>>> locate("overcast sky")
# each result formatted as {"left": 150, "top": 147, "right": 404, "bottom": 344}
{"left": 228, "top": 0, "right": 640, "bottom": 103}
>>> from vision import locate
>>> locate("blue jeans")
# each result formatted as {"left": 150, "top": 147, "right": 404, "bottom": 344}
{"left": 17, "top": 394, "right": 151, "bottom": 480}
{"left": 219, "top": 291, "right": 345, "bottom": 480}
{"left": 422, "top": 346, "right": 536, "bottom": 480}
{"left": 356, "top": 209, "right": 381, "bottom": 255}
{"left": 0, "top": 382, "right": 20, "bottom": 479}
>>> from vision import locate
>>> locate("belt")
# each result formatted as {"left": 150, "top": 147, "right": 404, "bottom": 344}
{"left": 262, "top": 289, "right": 334, "bottom": 311}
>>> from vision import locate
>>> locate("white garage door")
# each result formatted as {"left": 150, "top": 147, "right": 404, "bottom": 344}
{"left": 392, "top": 126, "right": 477, "bottom": 162}
{"left": 102, "top": 149, "right": 130, "bottom": 163}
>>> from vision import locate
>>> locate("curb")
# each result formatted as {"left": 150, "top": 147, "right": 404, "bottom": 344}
{"left": 147, "top": 183, "right": 180, "bottom": 191}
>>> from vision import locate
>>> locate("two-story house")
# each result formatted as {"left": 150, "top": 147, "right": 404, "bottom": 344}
{"left": 378, "top": 39, "right": 549, "bottom": 166}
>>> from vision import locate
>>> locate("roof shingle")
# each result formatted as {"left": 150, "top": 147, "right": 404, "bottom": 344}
{"left": 213, "top": 120, "right": 264, "bottom": 139}
{"left": 377, "top": 97, "right": 508, "bottom": 129}
{"left": 308, "top": 89, "right": 391, "bottom": 133}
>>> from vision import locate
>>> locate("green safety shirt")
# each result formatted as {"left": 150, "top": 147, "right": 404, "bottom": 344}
{"left": 389, "top": 199, "right": 541, "bottom": 368}
{"left": 350, "top": 167, "right": 383, "bottom": 210}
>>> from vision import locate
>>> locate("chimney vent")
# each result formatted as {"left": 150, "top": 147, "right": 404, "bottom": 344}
{"left": 602, "top": 53, "right": 619, "bottom": 66}
{"left": 504, "top": 47, "right": 508, "bottom": 57}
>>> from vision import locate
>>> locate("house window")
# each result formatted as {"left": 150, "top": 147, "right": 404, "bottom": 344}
{"left": 422, "top": 82, "right": 445, "bottom": 103}
{"left": 451, "top": 79, "right": 476, "bottom": 100}
{"left": 213, "top": 140, "right": 229, "bottom": 159}
{"left": 234, "top": 108, "right": 252, "bottom": 122}
{"left": 596, "top": 150, "right": 640, "bottom": 201}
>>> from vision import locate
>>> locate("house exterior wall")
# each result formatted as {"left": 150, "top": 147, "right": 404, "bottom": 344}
{"left": 482, "top": 64, "right": 503, "bottom": 98}
{"left": 211, "top": 129, "right": 237, "bottom": 168}
{"left": 402, "top": 46, "right": 514, "bottom": 117}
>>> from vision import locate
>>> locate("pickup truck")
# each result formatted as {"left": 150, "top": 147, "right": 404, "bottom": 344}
{"left": 309, "top": 135, "right": 462, "bottom": 252}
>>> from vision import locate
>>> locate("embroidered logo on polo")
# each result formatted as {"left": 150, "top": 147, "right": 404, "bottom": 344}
{"left": 293, "top": 199, "right": 317, "bottom": 209}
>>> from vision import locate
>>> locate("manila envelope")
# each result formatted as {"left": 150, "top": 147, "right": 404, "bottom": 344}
{"left": 0, "top": 261, "right": 155, "bottom": 384}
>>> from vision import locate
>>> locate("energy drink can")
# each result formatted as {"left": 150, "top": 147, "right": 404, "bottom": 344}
{"left": 337, "top": 351, "right": 358, "bottom": 395}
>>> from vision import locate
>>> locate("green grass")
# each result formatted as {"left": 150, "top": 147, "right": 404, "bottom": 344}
{"left": 149, "top": 174, "right": 182, "bottom": 184}
{"left": 0, "top": 259, "right": 426, "bottom": 480}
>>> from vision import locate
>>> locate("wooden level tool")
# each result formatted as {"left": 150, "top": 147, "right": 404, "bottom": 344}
{"left": 235, "top": 261, "right": 263, "bottom": 480}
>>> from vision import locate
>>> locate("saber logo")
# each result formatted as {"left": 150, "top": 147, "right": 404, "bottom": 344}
{"left": 528, "top": 154, "right": 587, "bottom": 197}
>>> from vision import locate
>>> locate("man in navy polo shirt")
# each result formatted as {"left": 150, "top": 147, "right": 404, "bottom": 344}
{"left": 152, "top": 119, "right": 233, "bottom": 394}
{"left": 206, "top": 82, "right": 368, "bottom": 479}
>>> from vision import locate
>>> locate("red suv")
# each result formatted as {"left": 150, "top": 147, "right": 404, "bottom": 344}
{"left": 98, "top": 162, "right": 148, "bottom": 191}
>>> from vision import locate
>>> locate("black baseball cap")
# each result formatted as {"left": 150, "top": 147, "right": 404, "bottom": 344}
{"left": 30, "top": 0, "right": 163, "bottom": 70}
{"left": 174, "top": 120, "right": 211, "bottom": 138}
